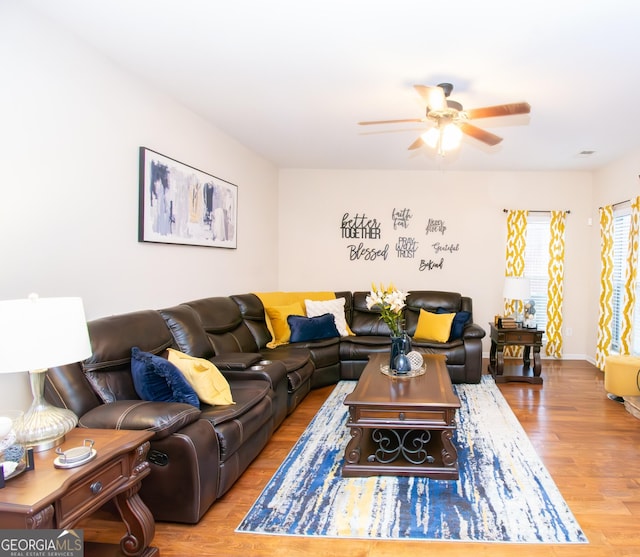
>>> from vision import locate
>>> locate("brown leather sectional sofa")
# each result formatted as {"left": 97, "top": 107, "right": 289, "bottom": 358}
{"left": 44, "top": 290, "right": 485, "bottom": 524}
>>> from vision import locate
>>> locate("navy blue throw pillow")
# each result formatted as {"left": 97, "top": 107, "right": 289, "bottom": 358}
{"left": 130, "top": 347, "right": 200, "bottom": 408}
{"left": 436, "top": 309, "right": 471, "bottom": 341}
{"left": 287, "top": 313, "right": 340, "bottom": 343}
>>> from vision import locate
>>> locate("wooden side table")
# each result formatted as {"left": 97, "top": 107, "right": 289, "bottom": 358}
{"left": 0, "top": 428, "right": 158, "bottom": 557}
{"left": 488, "top": 322, "right": 544, "bottom": 384}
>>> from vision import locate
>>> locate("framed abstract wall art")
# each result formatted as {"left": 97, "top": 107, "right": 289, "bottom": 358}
{"left": 138, "top": 147, "right": 238, "bottom": 248}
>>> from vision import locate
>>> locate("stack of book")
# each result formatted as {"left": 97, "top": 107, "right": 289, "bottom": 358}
{"left": 498, "top": 317, "right": 518, "bottom": 329}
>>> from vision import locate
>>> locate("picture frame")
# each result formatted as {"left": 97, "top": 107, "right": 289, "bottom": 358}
{"left": 138, "top": 147, "right": 238, "bottom": 248}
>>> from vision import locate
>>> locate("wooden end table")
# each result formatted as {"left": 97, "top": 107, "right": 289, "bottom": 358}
{"left": 0, "top": 428, "right": 158, "bottom": 557}
{"left": 488, "top": 322, "right": 544, "bottom": 384}
{"left": 342, "top": 353, "right": 460, "bottom": 479}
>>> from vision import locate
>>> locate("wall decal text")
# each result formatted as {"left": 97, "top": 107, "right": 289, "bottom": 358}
{"left": 419, "top": 258, "right": 445, "bottom": 271}
{"left": 392, "top": 208, "right": 412, "bottom": 229}
{"left": 396, "top": 237, "right": 419, "bottom": 258}
{"left": 432, "top": 242, "right": 460, "bottom": 254}
{"left": 339, "top": 211, "right": 460, "bottom": 269}
{"left": 341, "top": 213, "right": 381, "bottom": 239}
{"left": 425, "top": 218, "right": 447, "bottom": 235}
{"left": 347, "top": 243, "right": 389, "bottom": 261}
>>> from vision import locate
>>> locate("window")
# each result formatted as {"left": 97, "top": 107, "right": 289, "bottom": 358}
{"left": 612, "top": 210, "right": 629, "bottom": 352}
{"left": 523, "top": 214, "right": 550, "bottom": 338}
{"left": 611, "top": 206, "right": 640, "bottom": 354}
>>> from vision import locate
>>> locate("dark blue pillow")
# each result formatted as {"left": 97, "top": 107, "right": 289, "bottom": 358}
{"left": 436, "top": 309, "right": 471, "bottom": 341}
{"left": 130, "top": 347, "right": 200, "bottom": 408}
{"left": 287, "top": 313, "right": 339, "bottom": 343}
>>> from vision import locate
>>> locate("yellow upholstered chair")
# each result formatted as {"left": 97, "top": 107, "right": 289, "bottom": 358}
{"left": 604, "top": 355, "right": 640, "bottom": 398}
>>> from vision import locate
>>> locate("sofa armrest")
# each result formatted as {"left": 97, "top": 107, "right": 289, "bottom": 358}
{"left": 222, "top": 360, "right": 288, "bottom": 389}
{"left": 462, "top": 323, "right": 486, "bottom": 340}
{"left": 77, "top": 400, "right": 202, "bottom": 440}
{"left": 210, "top": 352, "right": 263, "bottom": 370}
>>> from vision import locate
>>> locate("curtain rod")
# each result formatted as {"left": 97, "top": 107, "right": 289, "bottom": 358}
{"left": 598, "top": 199, "right": 631, "bottom": 210}
{"left": 502, "top": 209, "right": 571, "bottom": 214}
{"left": 597, "top": 176, "right": 639, "bottom": 209}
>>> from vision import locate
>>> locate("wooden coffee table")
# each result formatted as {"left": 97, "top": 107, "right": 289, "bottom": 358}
{"left": 342, "top": 353, "right": 460, "bottom": 479}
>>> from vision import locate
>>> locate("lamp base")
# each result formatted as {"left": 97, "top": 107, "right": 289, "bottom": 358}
{"left": 17, "top": 369, "right": 78, "bottom": 453}
{"left": 511, "top": 311, "right": 524, "bottom": 326}
{"left": 28, "top": 439, "right": 63, "bottom": 452}
{"left": 19, "top": 403, "right": 78, "bottom": 453}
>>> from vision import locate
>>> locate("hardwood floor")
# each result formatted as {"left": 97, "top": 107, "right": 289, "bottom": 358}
{"left": 89, "top": 359, "right": 640, "bottom": 556}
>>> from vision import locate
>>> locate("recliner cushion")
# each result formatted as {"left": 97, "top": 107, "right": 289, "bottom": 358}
{"left": 78, "top": 399, "right": 201, "bottom": 440}
{"left": 131, "top": 348, "right": 200, "bottom": 408}
{"left": 200, "top": 380, "right": 273, "bottom": 461}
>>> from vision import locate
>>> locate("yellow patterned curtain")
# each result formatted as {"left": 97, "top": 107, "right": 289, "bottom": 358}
{"left": 504, "top": 210, "right": 528, "bottom": 287}
{"left": 596, "top": 206, "right": 613, "bottom": 370}
{"left": 545, "top": 211, "right": 566, "bottom": 357}
{"left": 504, "top": 210, "right": 528, "bottom": 357}
{"left": 620, "top": 196, "right": 640, "bottom": 354}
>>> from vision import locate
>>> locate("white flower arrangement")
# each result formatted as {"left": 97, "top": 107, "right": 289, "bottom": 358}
{"left": 365, "top": 283, "right": 407, "bottom": 337}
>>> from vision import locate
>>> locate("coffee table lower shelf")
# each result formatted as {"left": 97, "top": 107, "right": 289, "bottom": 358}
{"left": 342, "top": 425, "right": 458, "bottom": 479}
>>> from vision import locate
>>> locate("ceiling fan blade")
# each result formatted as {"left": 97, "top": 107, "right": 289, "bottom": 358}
{"left": 358, "top": 118, "right": 425, "bottom": 125}
{"left": 458, "top": 122, "right": 503, "bottom": 146}
{"left": 414, "top": 85, "right": 446, "bottom": 111}
{"left": 465, "top": 102, "right": 531, "bottom": 119}
{"left": 408, "top": 136, "right": 425, "bottom": 150}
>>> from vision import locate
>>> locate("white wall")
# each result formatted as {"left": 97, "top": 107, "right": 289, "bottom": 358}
{"left": 278, "top": 169, "right": 594, "bottom": 357}
{"left": 592, "top": 148, "right": 640, "bottom": 207}
{"left": 0, "top": 3, "right": 280, "bottom": 411}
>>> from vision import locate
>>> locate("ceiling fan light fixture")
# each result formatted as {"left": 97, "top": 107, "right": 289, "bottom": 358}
{"left": 421, "top": 127, "right": 440, "bottom": 148}
{"left": 441, "top": 123, "right": 462, "bottom": 151}
{"left": 360, "top": 82, "right": 530, "bottom": 155}
{"left": 422, "top": 123, "right": 462, "bottom": 155}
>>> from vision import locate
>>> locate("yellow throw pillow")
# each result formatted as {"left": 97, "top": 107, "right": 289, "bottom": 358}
{"left": 414, "top": 309, "right": 456, "bottom": 343}
{"left": 166, "top": 348, "right": 235, "bottom": 406}
{"left": 265, "top": 302, "right": 305, "bottom": 347}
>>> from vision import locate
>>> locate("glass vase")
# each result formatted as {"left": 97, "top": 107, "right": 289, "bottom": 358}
{"left": 390, "top": 333, "right": 411, "bottom": 373}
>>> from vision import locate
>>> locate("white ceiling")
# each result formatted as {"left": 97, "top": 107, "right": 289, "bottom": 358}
{"left": 24, "top": 0, "right": 640, "bottom": 171}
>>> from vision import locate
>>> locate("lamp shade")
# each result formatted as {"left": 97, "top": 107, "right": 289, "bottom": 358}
{"left": 0, "top": 295, "right": 92, "bottom": 373}
{"left": 503, "top": 276, "right": 531, "bottom": 301}
{"left": 0, "top": 295, "right": 92, "bottom": 452}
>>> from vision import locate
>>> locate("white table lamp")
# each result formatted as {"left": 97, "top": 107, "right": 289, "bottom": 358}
{"left": 0, "top": 294, "right": 92, "bottom": 452}
{"left": 503, "top": 276, "right": 531, "bottom": 323}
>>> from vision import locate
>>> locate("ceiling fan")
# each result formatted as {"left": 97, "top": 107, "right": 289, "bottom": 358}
{"left": 358, "top": 83, "right": 531, "bottom": 154}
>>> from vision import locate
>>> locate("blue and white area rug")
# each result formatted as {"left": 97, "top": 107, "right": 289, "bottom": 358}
{"left": 237, "top": 376, "right": 587, "bottom": 543}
